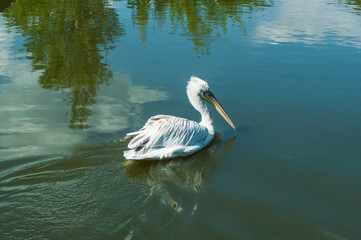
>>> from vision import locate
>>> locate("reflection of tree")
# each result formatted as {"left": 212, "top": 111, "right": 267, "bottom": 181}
{"left": 0, "top": 0, "right": 15, "bottom": 12}
{"left": 337, "top": 0, "right": 361, "bottom": 13}
{"left": 126, "top": 0, "right": 273, "bottom": 54}
{"left": 4, "top": 0, "right": 123, "bottom": 129}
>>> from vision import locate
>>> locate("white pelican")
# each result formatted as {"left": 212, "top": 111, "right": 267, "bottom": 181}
{"left": 120, "top": 76, "right": 236, "bottom": 160}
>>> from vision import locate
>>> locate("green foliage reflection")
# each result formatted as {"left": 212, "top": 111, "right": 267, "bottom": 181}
{"left": 125, "top": 0, "right": 273, "bottom": 55}
{"left": 0, "top": 0, "right": 15, "bottom": 12}
{"left": 3, "top": 0, "right": 273, "bottom": 129}
{"left": 4, "top": 0, "right": 123, "bottom": 129}
{"left": 337, "top": 0, "right": 361, "bottom": 13}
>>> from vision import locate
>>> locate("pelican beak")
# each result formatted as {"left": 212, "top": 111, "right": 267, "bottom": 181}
{"left": 202, "top": 91, "right": 236, "bottom": 131}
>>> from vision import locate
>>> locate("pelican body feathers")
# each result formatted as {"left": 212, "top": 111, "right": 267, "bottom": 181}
{"left": 121, "top": 76, "right": 235, "bottom": 160}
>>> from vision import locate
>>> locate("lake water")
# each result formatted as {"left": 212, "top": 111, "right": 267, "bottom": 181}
{"left": 1, "top": 0, "right": 361, "bottom": 239}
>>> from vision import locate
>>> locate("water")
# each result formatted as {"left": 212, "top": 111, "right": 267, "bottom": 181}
{"left": 1, "top": 0, "right": 360, "bottom": 239}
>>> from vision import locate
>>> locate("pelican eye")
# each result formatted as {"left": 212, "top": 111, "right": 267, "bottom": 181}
{"left": 203, "top": 90, "right": 213, "bottom": 98}
{"left": 199, "top": 90, "right": 208, "bottom": 98}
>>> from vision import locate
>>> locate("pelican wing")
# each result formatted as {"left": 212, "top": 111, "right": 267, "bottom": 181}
{"left": 123, "top": 115, "right": 210, "bottom": 159}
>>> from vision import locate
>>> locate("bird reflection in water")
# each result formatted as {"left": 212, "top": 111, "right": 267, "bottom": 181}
{"left": 123, "top": 133, "right": 235, "bottom": 212}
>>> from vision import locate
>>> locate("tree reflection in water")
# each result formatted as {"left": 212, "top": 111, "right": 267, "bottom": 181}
{"left": 123, "top": 134, "right": 236, "bottom": 212}
{"left": 3, "top": 0, "right": 273, "bottom": 129}
{"left": 337, "top": 0, "right": 361, "bottom": 13}
{"left": 126, "top": 0, "right": 273, "bottom": 55}
{"left": 3, "top": 0, "right": 123, "bottom": 129}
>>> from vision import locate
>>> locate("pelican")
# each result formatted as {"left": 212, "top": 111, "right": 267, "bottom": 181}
{"left": 120, "top": 76, "right": 236, "bottom": 160}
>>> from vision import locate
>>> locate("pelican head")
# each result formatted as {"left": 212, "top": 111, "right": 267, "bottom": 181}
{"left": 187, "top": 76, "right": 236, "bottom": 131}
